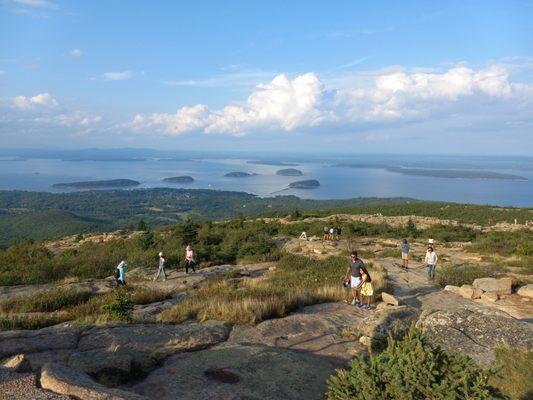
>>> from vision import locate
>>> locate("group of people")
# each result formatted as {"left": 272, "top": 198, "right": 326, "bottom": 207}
{"left": 323, "top": 225, "right": 342, "bottom": 241}
{"left": 343, "top": 251, "right": 374, "bottom": 308}
{"left": 114, "top": 244, "right": 197, "bottom": 286}
{"left": 400, "top": 238, "right": 438, "bottom": 280}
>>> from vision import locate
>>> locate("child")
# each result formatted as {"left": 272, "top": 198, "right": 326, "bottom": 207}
{"left": 425, "top": 246, "right": 438, "bottom": 280}
{"left": 154, "top": 252, "right": 167, "bottom": 281}
{"left": 401, "top": 238, "right": 410, "bottom": 270}
{"left": 358, "top": 266, "right": 373, "bottom": 309}
{"left": 116, "top": 259, "right": 127, "bottom": 286}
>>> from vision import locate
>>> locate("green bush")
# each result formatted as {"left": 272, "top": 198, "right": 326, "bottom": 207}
{"left": 327, "top": 327, "right": 504, "bottom": 400}
{"left": 102, "top": 289, "right": 133, "bottom": 321}
{"left": 0, "top": 288, "right": 93, "bottom": 313}
{"left": 436, "top": 264, "right": 498, "bottom": 287}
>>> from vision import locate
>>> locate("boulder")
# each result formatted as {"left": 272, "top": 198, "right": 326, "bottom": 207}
{"left": 444, "top": 285, "right": 461, "bottom": 295}
{"left": 472, "top": 277, "right": 512, "bottom": 295}
{"left": 417, "top": 309, "right": 533, "bottom": 366}
{"left": 1, "top": 353, "right": 31, "bottom": 373}
{"left": 480, "top": 292, "right": 499, "bottom": 302}
{"left": 133, "top": 343, "right": 335, "bottom": 400}
{"left": 448, "top": 284, "right": 483, "bottom": 300}
{"left": 40, "top": 362, "right": 147, "bottom": 400}
{"left": 517, "top": 284, "right": 533, "bottom": 299}
{"left": 359, "top": 336, "right": 372, "bottom": 347}
{"left": 381, "top": 292, "right": 400, "bottom": 306}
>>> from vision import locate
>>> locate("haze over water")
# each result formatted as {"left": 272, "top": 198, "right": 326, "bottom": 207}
{"left": 1, "top": 153, "right": 532, "bottom": 207}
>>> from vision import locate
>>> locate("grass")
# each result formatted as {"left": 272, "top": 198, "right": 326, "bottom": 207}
{"left": 158, "top": 254, "right": 389, "bottom": 325}
{"left": 0, "top": 314, "right": 69, "bottom": 331}
{"left": 376, "top": 248, "right": 399, "bottom": 258}
{"left": 490, "top": 347, "right": 533, "bottom": 400}
{"left": 436, "top": 263, "right": 499, "bottom": 287}
{"left": 0, "top": 288, "right": 94, "bottom": 313}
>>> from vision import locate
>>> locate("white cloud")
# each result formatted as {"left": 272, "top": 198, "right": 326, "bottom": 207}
{"left": 14, "top": 0, "right": 52, "bottom": 7}
{"left": 13, "top": 92, "right": 58, "bottom": 109}
{"left": 103, "top": 71, "right": 133, "bottom": 81}
{"left": 67, "top": 48, "right": 83, "bottom": 57}
{"left": 123, "top": 63, "right": 532, "bottom": 137}
{"left": 56, "top": 111, "right": 102, "bottom": 127}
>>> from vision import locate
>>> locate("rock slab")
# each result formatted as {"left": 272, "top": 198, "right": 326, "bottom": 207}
{"left": 472, "top": 277, "right": 512, "bottom": 295}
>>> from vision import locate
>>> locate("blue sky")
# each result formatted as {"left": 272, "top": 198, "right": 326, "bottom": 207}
{"left": 1, "top": 0, "right": 532, "bottom": 154}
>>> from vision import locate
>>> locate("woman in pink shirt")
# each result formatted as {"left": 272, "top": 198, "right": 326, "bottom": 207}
{"left": 185, "top": 244, "right": 196, "bottom": 274}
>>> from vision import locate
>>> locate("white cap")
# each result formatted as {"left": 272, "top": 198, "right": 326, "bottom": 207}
{"left": 158, "top": 252, "right": 163, "bottom": 257}
{"left": 428, "top": 238, "right": 434, "bottom": 244}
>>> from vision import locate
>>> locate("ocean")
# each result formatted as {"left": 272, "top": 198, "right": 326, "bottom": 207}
{"left": 0, "top": 153, "right": 532, "bottom": 207}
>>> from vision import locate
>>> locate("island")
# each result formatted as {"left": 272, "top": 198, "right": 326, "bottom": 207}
{"left": 162, "top": 176, "right": 194, "bottom": 183}
{"left": 276, "top": 168, "right": 303, "bottom": 176}
{"left": 247, "top": 160, "right": 299, "bottom": 166}
{"left": 52, "top": 179, "right": 141, "bottom": 189}
{"left": 385, "top": 167, "right": 528, "bottom": 181}
{"left": 288, "top": 179, "right": 320, "bottom": 189}
{"left": 224, "top": 172, "right": 256, "bottom": 178}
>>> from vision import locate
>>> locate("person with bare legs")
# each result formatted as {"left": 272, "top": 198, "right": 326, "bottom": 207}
{"left": 184, "top": 244, "right": 196, "bottom": 274}
{"left": 344, "top": 252, "right": 364, "bottom": 306}
{"left": 358, "top": 265, "right": 373, "bottom": 309}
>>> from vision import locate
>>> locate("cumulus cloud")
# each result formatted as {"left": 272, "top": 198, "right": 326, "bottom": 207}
{"left": 67, "top": 48, "right": 83, "bottom": 57}
{"left": 103, "top": 71, "right": 133, "bottom": 81}
{"left": 13, "top": 92, "right": 58, "bottom": 109}
{"left": 56, "top": 111, "right": 102, "bottom": 127}
{"left": 124, "top": 63, "right": 531, "bottom": 137}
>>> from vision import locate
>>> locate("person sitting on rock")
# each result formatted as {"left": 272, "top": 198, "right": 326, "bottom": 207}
{"left": 185, "top": 244, "right": 196, "bottom": 274}
{"left": 116, "top": 259, "right": 127, "bottom": 286}
{"left": 344, "top": 252, "right": 364, "bottom": 306}
{"left": 323, "top": 226, "right": 329, "bottom": 241}
{"left": 358, "top": 265, "right": 373, "bottom": 309}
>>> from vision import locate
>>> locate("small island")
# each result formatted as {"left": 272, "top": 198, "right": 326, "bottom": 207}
{"left": 224, "top": 172, "right": 256, "bottom": 178}
{"left": 52, "top": 179, "right": 141, "bottom": 189}
{"left": 386, "top": 167, "right": 528, "bottom": 181}
{"left": 276, "top": 168, "right": 303, "bottom": 176}
{"left": 162, "top": 176, "right": 194, "bottom": 183}
{"left": 288, "top": 179, "right": 320, "bottom": 189}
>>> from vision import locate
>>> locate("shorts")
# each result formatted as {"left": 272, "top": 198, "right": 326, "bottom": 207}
{"left": 350, "top": 276, "right": 362, "bottom": 288}
{"left": 402, "top": 252, "right": 409, "bottom": 260}
{"left": 361, "top": 282, "right": 374, "bottom": 297}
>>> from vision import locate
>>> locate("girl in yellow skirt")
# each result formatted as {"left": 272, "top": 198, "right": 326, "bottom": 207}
{"left": 358, "top": 266, "right": 374, "bottom": 309}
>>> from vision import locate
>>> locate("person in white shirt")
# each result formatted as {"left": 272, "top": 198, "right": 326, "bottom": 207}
{"left": 424, "top": 246, "right": 438, "bottom": 280}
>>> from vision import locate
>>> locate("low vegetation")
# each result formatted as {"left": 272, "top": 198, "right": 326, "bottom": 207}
{"left": 327, "top": 327, "right": 505, "bottom": 400}
{"left": 490, "top": 347, "right": 533, "bottom": 400}
{"left": 436, "top": 264, "right": 499, "bottom": 287}
{"left": 0, "top": 287, "right": 93, "bottom": 313}
{"left": 158, "top": 254, "right": 389, "bottom": 325}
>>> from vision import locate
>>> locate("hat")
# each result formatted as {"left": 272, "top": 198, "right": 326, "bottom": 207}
{"left": 158, "top": 252, "right": 163, "bottom": 257}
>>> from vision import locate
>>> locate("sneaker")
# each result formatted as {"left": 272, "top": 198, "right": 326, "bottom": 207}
{"left": 350, "top": 299, "right": 356, "bottom": 305}
{"left": 357, "top": 303, "right": 364, "bottom": 308}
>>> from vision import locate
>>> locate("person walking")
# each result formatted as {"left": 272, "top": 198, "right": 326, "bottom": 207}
{"left": 154, "top": 251, "right": 167, "bottom": 281}
{"left": 358, "top": 266, "right": 374, "bottom": 309}
{"left": 344, "top": 252, "right": 364, "bottom": 306}
{"left": 401, "top": 238, "right": 410, "bottom": 270}
{"left": 425, "top": 246, "right": 438, "bottom": 281}
{"left": 116, "top": 259, "right": 127, "bottom": 286}
{"left": 184, "top": 245, "right": 196, "bottom": 274}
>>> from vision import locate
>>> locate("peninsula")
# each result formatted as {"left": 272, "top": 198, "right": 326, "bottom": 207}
{"left": 52, "top": 179, "right": 141, "bottom": 189}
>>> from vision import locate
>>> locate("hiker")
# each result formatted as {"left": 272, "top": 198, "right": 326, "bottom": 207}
{"left": 337, "top": 225, "right": 342, "bottom": 238}
{"left": 401, "top": 238, "right": 410, "bottom": 270}
{"left": 323, "top": 226, "right": 329, "bottom": 241}
{"left": 358, "top": 265, "right": 374, "bottom": 309}
{"left": 185, "top": 244, "right": 196, "bottom": 274}
{"left": 329, "top": 227, "right": 335, "bottom": 240}
{"left": 344, "top": 252, "right": 364, "bottom": 306}
{"left": 425, "top": 246, "right": 438, "bottom": 281}
{"left": 154, "top": 251, "right": 167, "bottom": 281}
{"left": 116, "top": 259, "right": 127, "bottom": 286}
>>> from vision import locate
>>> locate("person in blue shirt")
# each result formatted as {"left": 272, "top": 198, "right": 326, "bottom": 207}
{"left": 401, "top": 239, "right": 410, "bottom": 270}
{"left": 116, "top": 259, "right": 127, "bottom": 286}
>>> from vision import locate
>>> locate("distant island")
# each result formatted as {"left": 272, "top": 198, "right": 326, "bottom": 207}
{"left": 386, "top": 167, "right": 528, "bottom": 181}
{"left": 335, "top": 163, "right": 527, "bottom": 181}
{"left": 162, "top": 176, "right": 194, "bottom": 183}
{"left": 224, "top": 172, "right": 257, "bottom": 178}
{"left": 52, "top": 179, "right": 141, "bottom": 189}
{"left": 277, "top": 168, "right": 303, "bottom": 176}
{"left": 247, "top": 160, "right": 299, "bottom": 166}
{"left": 289, "top": 179, "right": 320, "bottom": 189}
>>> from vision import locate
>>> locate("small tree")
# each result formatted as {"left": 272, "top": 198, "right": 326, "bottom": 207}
{"left": 137, "top": 218, "right": 148, "bottom": 231}
{"left": 327, "top": 326, "right": 504, "bottom": 400}
{"left": 176, "top": 219, "right": 198, "bottom": 246}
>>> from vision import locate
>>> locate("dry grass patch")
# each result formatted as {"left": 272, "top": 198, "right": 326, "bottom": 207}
{"left": 490, "top": 347, "right": 533, "bottom": 400}
{"left": 159, "top": 254, "right": 389, "bottom": 325}
{"left": 0, "top": 288, "right": 94, "bottom": 314}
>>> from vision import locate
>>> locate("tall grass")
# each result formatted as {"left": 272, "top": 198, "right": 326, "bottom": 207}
{"left": 159, "top": 254, "right": 389, "bottom": 325}
{"left": 0, "top": 288, "right": 94, "bottom": 313}
{"left": 436, "top": 264, "right": 499, "bottom": 287}
{"left": 489, "top": 347, "right": 533, "bottom": 400}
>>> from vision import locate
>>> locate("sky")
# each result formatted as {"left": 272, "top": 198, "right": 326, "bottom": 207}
{"left": 0, "top": 0, "right": 532, "bottom": 155}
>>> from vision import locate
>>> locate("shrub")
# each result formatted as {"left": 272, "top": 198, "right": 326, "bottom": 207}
{"left": 436, "top": 264, "right": 499, "bottom": 287}
{"left": 102, "top": 289, "right": 133, "bottom": 321}
{"left": 327, "top": 326, "right": 504, "bottom": 400}
{"left": 490, "top": 347, "right": 533, "bottom": 400}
